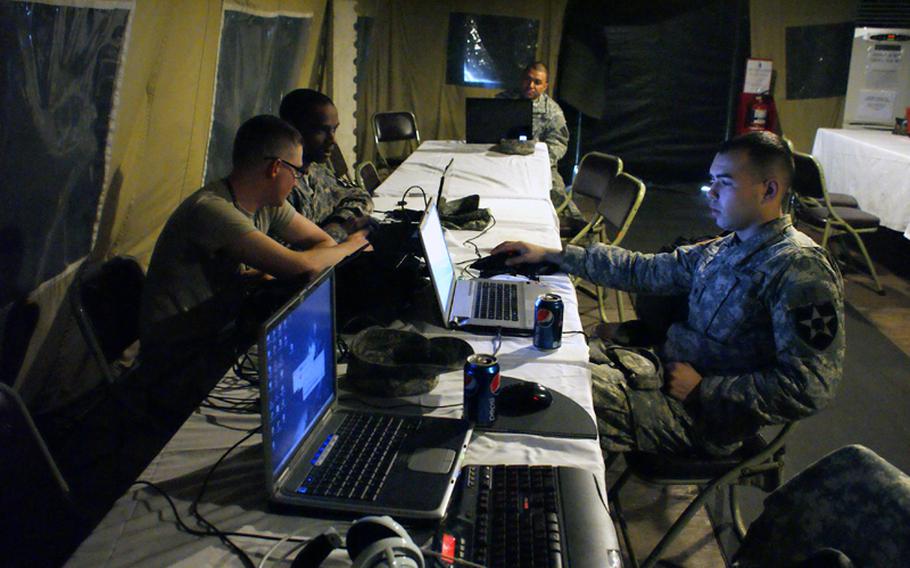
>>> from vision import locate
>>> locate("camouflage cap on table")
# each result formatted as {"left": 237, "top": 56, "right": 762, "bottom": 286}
{"left": 346, "top": 327, "right": 474, "bottom": 396}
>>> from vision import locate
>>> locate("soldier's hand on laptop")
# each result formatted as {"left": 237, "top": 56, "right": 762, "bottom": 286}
{"left": 344, "top": 229, "right": 374, "bottom": 253}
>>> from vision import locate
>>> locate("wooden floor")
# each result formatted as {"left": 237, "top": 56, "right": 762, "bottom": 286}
{"left": 569, "top": 183, "right": 910, "bottom": 567}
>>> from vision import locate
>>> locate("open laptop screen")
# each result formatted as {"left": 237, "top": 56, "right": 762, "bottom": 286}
{"left": 262, "top": 271, "right": 335, "bottom": 477}
{"left": 419, "top": 202, "right": 457, "bottom": 320}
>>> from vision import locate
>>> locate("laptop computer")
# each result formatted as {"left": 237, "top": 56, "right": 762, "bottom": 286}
{"left": 259, "top": 269, "right": 471, "bottom": 519}
{"left": 465, "top": 98, "right": 533, "bottom": 144}
{"left": 418, "top": 199, "right": 549, "bottom": 336}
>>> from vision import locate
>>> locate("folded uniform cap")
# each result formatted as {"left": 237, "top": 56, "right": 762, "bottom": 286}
{"left": 438, "top": 195, "right": 491, "bottom": 231}
{"left": 346, "top": 327, "right": 474, "bottom": 396}
{"left": 491, "top": 138, "right": 536, "bottom": 155}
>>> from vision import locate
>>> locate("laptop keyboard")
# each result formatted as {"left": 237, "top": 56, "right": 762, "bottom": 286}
{"left": 297, "top": 413, "right": 419, "bottom": 501}
{"left": 473, "top": 281, "right": 519, "bottom": 321}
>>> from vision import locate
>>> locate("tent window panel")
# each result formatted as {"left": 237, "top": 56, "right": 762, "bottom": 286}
{"left": 0, "top": 2, "right": 129, "bottom": 303}
{"left": 205, "top": 11, "right": 311, "bottom": 184}
{"left": 786, "top": 22, "right": 854, "bottom": 100}
{"left": 445, "top": 13, "right": 539, "bottom": 89}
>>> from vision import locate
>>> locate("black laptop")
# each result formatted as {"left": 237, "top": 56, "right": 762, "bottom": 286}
{"left": 259, "top": 269, "right": 471, "bottom": 519}
{"left": 465, "top": 98, "right": 533, "bottom": 143}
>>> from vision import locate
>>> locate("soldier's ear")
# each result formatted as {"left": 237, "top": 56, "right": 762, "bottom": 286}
{"left": 763, "top": 179, "right": 780, "bottom": 201}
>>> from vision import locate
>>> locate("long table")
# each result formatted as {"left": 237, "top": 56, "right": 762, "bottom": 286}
{"left": 66, "top": 141, "right": 619, "bottom": 566}
{"left": 812, "top": 128, "right": 910, "bottom": 239}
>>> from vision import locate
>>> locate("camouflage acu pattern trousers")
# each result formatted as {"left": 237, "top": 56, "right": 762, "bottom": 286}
{"left": 590, "top": 362, "right": 696, "bottom": 455}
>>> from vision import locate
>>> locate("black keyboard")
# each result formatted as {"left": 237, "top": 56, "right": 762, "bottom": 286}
{"left": 434, "top": 465, "right": 615, "bottom": 568}
{"left": 297, "top": 413, "right": 419, "bottom": 501}
{"left": 472, "top": 281, "right": 519, "bottom": 321}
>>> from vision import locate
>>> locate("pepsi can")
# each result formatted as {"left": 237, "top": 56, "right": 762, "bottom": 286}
{"left": 463, "top": 354, "right": 501, "bottom": 426}
{"left": 533, "top": 294, "right": 563, "bottom": 350}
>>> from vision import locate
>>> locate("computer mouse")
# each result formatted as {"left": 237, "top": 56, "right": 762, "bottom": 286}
{"left": 470, "top": 250, "right": 519, "bottom": 273}
{"left": 470, "top": 252, "right": 560, "bottom": 278}
{"left": 498, "top": 381, "right": 553, "bottom": 414}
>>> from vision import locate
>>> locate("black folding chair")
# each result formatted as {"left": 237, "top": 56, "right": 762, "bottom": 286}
{"left": 372, "top": 111, "right": 421, "bottom": 170}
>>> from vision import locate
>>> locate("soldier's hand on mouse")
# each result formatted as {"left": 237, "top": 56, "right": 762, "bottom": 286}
{"left": 491, "top": 241, "right": 560, "bottom": 266}
{"left": 665, "top": 362, "right": 703, "bottom": 401}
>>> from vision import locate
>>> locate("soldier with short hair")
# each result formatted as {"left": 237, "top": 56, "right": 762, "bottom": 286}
{"left": 279, "top": 89, "right": 374, "bottom": 243}
{"left": 493, "top": 131, "right": 845, "bottom": 456}
{"left": 496, "top": 62, "right": 571, "bottom": 198}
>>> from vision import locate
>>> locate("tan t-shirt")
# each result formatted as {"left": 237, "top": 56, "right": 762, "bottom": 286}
{"left": 140, "top": 179, "right": 295, "bottom": 348}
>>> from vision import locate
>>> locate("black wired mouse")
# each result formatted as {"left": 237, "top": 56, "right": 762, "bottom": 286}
{"left": 498, "top": 381, "right": 553, "bottom": 414}
{"left": 470, "top": 252, "right": 560, "bottom": 278}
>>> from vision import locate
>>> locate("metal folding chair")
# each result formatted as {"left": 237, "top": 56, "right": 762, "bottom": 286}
{"left": 372, "top": 111, "right": 421, "bottom": 170}
{"left": 791, "top": 151, "right": 883, "bottom": 294}
{"left": 356, "top": 160, "right": 383, "bottom": 195}
{"left": 609, "top": 423, "right": 795, "bottom": 568}
{"left": 567, "top": 152, "right": 645, "bottom": 323}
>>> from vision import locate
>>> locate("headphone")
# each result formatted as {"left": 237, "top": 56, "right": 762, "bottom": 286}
{"left": 293, "top": 516, "right": 424, "bottom": 568}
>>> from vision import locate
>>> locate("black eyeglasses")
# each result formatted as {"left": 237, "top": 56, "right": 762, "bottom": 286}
{"left": 264, "top": 157, "right": 305, "bottom": 180}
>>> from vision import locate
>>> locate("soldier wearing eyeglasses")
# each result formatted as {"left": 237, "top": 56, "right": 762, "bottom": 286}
{"left": 141, "top": 115, "right": 369, "bottom": 353}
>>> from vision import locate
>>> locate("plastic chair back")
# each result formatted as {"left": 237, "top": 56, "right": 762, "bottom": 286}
{"left": 71, "top": 256, "right": 144, "bottom": 383}
{"left": 571, "top": 152, "right": 623, "bottom": 201}
{"left": 372, "top": 111, "right": 420, "bottom": 143}
{"left": 357, "top": 161, "right": 382, "bottom": 195}
{"left": 792, "top": 152, "right": 826, "bottom": 202}
{"left": 598, "top": 172, "right": 647, "bottom": 246}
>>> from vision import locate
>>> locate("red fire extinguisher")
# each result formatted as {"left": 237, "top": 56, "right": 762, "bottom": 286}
{"left": 747, "top": 95, "right": 769, "bottom": 131}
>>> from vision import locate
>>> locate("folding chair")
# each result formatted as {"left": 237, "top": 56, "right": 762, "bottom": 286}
{"left": 71, "top": 256, "right": 145, "bottom": 384}
{"left": 609, "top": 423, "right": 795, "bottom": 568}
{"left": 372, "top": 111, "right": 420, "bottom": 170}
{"left": 567, "top": 153, "right": 644, "bottom": 323}
{"left": 329, "top": 144, "right": 354, "bottom": 185}
{"left": 0, "top": 298, "right": 39, "bottom": 387}
{"left": 559, "top": 152, "right": 623, "bottom": 219}
{"left": 1, "top": 383, "right": 82, "bottom": 565}
{"left": 356, "top": 160, "right": 383, "bottom": 195}
{"left": 791, "top": 151, "right": 883, "bottom": 294}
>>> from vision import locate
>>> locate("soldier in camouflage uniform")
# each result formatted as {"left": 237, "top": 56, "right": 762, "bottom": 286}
{"left": 492, "top": 132, "right": 845, "bottom": 456}
{"left": 280, "top": 89, "right": 373, "bottom": 242}
{"left": 496, "top": 62, "right": 572, "bottom": 202}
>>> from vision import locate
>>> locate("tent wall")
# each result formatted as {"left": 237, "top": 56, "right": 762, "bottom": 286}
{"left": 749, "top": 0, "right": 857, "bottom": 152}
{"left": 354, "top": 0, "right": 567, "bottom": 165}
{"left": 15, "top": 0, "right": 328, "bottom": 412}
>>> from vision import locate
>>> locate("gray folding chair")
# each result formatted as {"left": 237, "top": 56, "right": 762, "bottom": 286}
{"left": 791, "top": 151, "right": 883, "bottom": 294}
{"left": 356, "top": 160, "right": 383, "bottom": 195}
{"left": 567, "top": 152, "right": 645, "bottom": 323}
{"left": 610, "top": 423, "right": 795, "bottom": 568}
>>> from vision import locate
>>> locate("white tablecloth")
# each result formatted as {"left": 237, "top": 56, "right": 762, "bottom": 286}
{"left": 812, "top": 128, "right": 910, "bottom": 239}
{"left": 67, "top": 142, "right": 617, "bottom": 567}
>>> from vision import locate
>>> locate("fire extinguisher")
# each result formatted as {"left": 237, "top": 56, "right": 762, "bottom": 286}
{"left": 747, "top": 95, "right": 769, "bottom": 131}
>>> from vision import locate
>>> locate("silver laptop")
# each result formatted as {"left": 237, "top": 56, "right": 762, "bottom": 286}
{"left": 259, "top": 269, "right": 471, "bottom": 519}
{"left": 419, "top": 199, "right": 548, "bottom": 335}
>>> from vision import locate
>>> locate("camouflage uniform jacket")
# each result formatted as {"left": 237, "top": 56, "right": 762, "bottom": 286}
{"left": 496, "top": 90, "right": 569, "bottom": 191}
{"left": 287, "top": 161, "right": 373, "bottom": 242}
{"left": 563, "top": 216, "right": 845, "bottom": 450}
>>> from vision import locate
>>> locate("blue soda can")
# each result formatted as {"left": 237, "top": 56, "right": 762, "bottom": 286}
{"left": 463, "top": 354, "right": 501, "bottom": 426}
{"left": 533, "top": 294, "right": 564, "bottom": 350}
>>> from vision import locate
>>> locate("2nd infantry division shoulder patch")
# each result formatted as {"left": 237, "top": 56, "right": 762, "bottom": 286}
{"left": 791, "top": 302, "right": 838, "bottom": 350}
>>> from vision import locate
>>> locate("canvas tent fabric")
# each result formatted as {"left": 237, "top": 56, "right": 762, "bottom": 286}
{"left": 354, "top": 0, "right": 567, "bottom": 166}
{"left": 10, "top": 0, "right": 328, "bottom": 413}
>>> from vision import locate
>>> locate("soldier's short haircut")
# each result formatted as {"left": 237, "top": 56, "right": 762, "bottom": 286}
{"left": 279, "top": 88, "right": 335, "bottom": 131}
{"left": 232, "top": 115, "right": 302, "bottom": 170}
{"left": 523, "top": 61, "right": 549, "bottom": 79}
{"left": 718, "top": 131, "right": 795, "bottom": 192}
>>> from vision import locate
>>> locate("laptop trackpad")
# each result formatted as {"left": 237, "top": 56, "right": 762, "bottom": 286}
{"left": 408, "top": 448, "right": 456, "bottom": 474}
